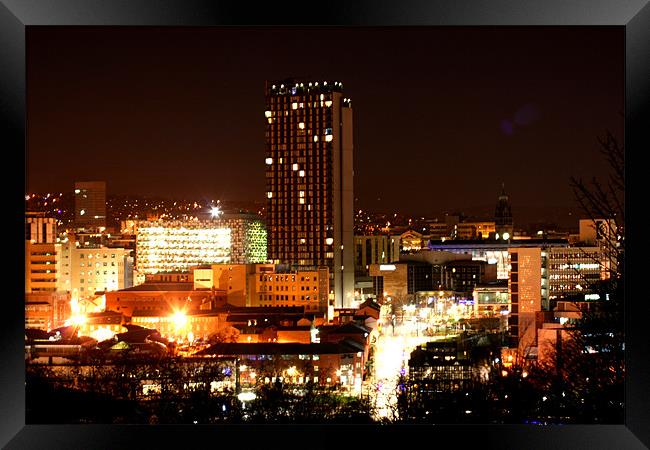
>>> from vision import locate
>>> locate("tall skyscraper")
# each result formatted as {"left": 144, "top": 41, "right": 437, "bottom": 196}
{"left": 74, "top": 181, "right": 107, "bottom": 229}
{"left": 264, "top": 79, "right": 354, "bottom": 308}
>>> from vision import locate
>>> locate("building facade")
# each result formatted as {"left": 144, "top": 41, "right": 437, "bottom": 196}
{"left": 265, "top": 79, "right": 354, "bottom": 308}
{"left": 133, "top": 217, "right": 266, "bottom": 275}
{"left": 546, "top": 246, "right": 606, "bottom": 301}
{"left": 25, "top": 241, "right": 63, "bottom": 293}
{"left": 353, "top": 234, "right": 399, "bottom": 277}
{"left": 25, "top": 212, "right": 58, "bottom": 243}
{"left": 59, "top": 242, "right": 133, "bottom": 300}
{"left": 507, "top": 247, "right": 543, "bottom": 355}
{"left": 253, "top": 267, "right": 329, "bottom": 312}
{"left": 74, "top": 181, "right": 107, "bottom": 229}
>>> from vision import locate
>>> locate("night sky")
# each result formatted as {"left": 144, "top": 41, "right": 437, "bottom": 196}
{"left": 27, "top": 27, "right": 623, "bottom": 222}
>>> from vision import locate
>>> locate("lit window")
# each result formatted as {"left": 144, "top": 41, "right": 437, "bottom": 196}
{"left": 299, "top": 170, "right": 305, "bottom": 177}
{"left": 325, "top": 135, "right": 333, "bottom": 142}
{"left": 267, "top": 192, "right": 273, "bottom": 198}
{"left": 299, "top": 191, "right": 305, "bottom": 197}
{"left": 292, "top": 163, "right": 299, "bottom": 171}
{"left": 313, "top": 136, "right": 319, "bottom": 142}
{"left": 292, "top": 103, "right": 298, "bottom": 109}
{"left": 325, "top": 100, "right": 332, "bottom": 107}
{"left": 298, "top": 122, "right": 305, "bottom": 129}
{"left": 265, "top": 157, "right": 273, "bottom": 165}
{"left": 264, "top": 111, "right": 272, "bottom": 118}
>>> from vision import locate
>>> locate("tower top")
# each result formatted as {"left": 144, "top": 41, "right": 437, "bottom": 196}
{"left": 265, "top": 79, "right": 345, "bottom": 96}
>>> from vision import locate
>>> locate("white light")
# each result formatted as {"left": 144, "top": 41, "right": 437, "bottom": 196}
{"left": 292, "top": 163, "right": 299, "bottom": 171}
{"left": 267, "top": 192, "right": 273, "bottom": 198}
{"left": 80, "top": 209, "right": 85, "bottom": 216}
{"left": 299, "top": 170, "right": 305, "bottom": 177}
{"left": 264, "top": 111, "right": 272, "bottom": 118}
{"left": 74, "top": 189, "right": 81, "bottom": 194}
{"left": 325, "top": 135, "right": 333, "bottom": 142}
{"left": 238, "top": 392, "right": 257, "bottom": 402}
{"left": 325, "top": 100, "right": 332, "bottom": 107}
{"left": 210, "top": 206, "right": 222, "bottom": 218}
{"left": 502, "top": 232, "right": 510, "bottom": 240}
{"left": 292, "top": 103, "right": 298, "bottom": 110}
{"left": 313, "top": 136, "right": 319, "bottom": 142}
{"left": 325, "top": 238, "right": 334, "bottom": 245}
{"left": 298, "top": 122, "right": 305, "bottom": 129}
{"left": 265, "top": 157, "right": 273, "bottom": 165}
{"left": 379, "top": 264, "right": 396, "bottom": 271}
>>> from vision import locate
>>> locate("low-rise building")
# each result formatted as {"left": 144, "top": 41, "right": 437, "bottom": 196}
{"left": 104, "top": 282, "right": 226, "bottom": 318}
{"left": 194, "top": 339, "right": 366, "bottom": 391}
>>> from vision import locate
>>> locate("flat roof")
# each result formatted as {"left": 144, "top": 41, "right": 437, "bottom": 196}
{"left": 118, "top": 282, "right": 196, "bottom": 292}
{"left": 428, "top": 239, "right": 569, "bottom": 249}
{"left": 195, "top": 340, "right": 362, "bottom": 356}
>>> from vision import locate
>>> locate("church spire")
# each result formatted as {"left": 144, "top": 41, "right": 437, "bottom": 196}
{"left": 495, "top": 183, "right": 513, "bottom": 236}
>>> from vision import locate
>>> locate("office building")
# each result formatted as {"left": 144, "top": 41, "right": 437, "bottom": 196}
{"left": 253, "top": 267, "right": 329, "bottom": 312}
{"left": 427, "top": 239, "right": 569, "bottom": 281}
{"left": 25, "top": 212, "right": 58, "bottom": 243}
{"left": 546, "top": 246, "right": 606, "bottom": 301}
{"left": 25, "top": 241, "right": 63, "bottom": 293}
{"left": 473, "top": 280, "right": 510, "bottom": 319}
{"left": 133, "top": 217, "right": 266, "bottom": 275}
{"left": 193, "top": 263, "right": 330, "bottom": 312}
{"left": 74, "top": 181, "right": 107, "bottom": 229}
{"left": 368, "top": 251, "right": 493, "bottom": 302}
{"left": 264, "top": 79, "right": 354, "bottom": 308}
{"left": 507, "top": 247, "right": 543, "bottom": 355}
{"left": 59, "top": 241, "right": 133, "bottom": 300}
{"left": 578, "top": 218, "right": 619, "bottom": 246}
{"left": 353, "top": 234, "right": 400, "bottom": 277}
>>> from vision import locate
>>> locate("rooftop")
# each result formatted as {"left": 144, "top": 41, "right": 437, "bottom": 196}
{"left": 195, "top": 340, "right": 363, "bottom": 357}
{"left": 118, "top": 282, "right": 196, "bottom": 292}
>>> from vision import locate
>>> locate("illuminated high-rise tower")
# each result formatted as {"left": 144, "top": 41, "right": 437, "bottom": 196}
{"left": 264, "top": 79, "right": 354, "bottom": 308}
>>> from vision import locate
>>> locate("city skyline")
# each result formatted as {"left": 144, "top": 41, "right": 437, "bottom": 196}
{"left": 27, "top": 27, "right": 623, "bottom": 215}
{"left": 21, "top": 25, "right": 627, "bottom": 429}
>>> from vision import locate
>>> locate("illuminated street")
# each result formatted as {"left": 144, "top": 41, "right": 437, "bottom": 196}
{"left": 371, "top": 312, "right": 457, "bottom": 420}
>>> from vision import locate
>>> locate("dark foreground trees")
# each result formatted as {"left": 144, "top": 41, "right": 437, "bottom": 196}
{"left": 26, "top": 360, "right": 374, "bottom": 424}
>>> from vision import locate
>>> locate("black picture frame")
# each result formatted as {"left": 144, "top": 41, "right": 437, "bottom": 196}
{"left": 2, "top": 1, "right": 648, "bottom": 448}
